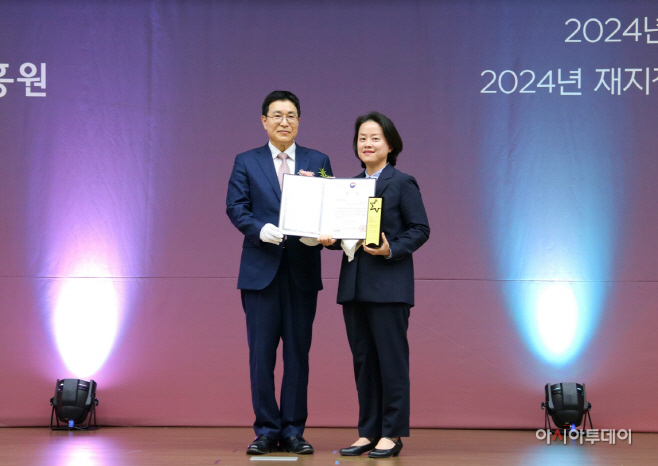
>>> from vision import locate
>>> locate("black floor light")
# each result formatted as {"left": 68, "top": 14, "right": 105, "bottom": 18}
{"left": 50, "top": 379, "right": 99, "bottom": 430}
{"left": 541, "top": 382, "right": 592, "bottom": 431}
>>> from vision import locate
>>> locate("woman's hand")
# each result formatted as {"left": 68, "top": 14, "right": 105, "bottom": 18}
{"left": 318, "top": 234, "right": 337, "bottom": 246}
{"left": 363, "top": 232, "right": 390, "bottom": 257}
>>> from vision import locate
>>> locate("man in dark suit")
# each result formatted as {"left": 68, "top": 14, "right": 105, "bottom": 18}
{"left": 226, "top": 91, "right": 332, "bottom": 455}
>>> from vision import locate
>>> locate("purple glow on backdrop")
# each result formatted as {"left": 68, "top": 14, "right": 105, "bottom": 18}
{"left": 37, "top": 105, "right": 145, "bottom": 379}
{"left": 7, "top": 3, "right": 156, "bottom": 382}
{"left": 40, "top": 135, "right": 142, "bottom": 379}
{"left": 53, "top": 274, "right": 121, "bottom": 379}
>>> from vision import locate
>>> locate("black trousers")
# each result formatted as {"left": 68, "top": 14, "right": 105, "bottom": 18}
{"left": 241, "top": 250, "right": 318, "bottom": 440}
{"left": 343, "top": 301, "right": 411, "bottom": 438}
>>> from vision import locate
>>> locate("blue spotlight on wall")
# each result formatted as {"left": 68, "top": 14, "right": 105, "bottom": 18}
{"left": 504, "top": 279, "right": 605, "bottom": 367}
{"left": 479, "top": 96, "right": 622, "bottom": 367}
{"left": 535, "top": 282, "right": 578, "bottom": 362}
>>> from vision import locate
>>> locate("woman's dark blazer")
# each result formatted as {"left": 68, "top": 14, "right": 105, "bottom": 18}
{"left": 336, "top": 164, "right": 430, "bottom": 306}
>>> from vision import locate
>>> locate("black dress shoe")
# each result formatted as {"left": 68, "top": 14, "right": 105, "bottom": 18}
{"left": 281, "top": 435, "right": 314, "bottom": 454}
{"left": 368, "top": 437, "right": 403, "bottom": 458}
{"left": 246, "top": 434, "right": 278, "bottom": 455}
{"left": 339, "top": 438, "right": 380, "bottom": 456}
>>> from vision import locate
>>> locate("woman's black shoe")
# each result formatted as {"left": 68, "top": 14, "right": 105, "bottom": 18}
{"left": 368, "top": 437, "right": 403, "bottom": 458}
{"left": 339, "top": 438, "right": 380, "bottom": 456}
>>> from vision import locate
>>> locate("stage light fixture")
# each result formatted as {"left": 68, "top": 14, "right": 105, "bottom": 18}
{"left": 541, "top": 382, "right": 592, "bottom": 431}
{"left": 50, "top": 379, "right": 99, "bottom": 430}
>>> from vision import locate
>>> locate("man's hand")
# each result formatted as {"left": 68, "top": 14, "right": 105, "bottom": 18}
{"left": 363, "top": 232, "right": 390, "bottom": 257}
{"left": 260, "top": 223, "right": 284, "bottom": 245}
{"left": 300, "top": 237, "right": 320, "bottom": 247}
{"left": 318, "top": 235, "right": 337, "bottom": 247}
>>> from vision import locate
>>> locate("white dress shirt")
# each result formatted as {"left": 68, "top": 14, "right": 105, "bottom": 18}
{"left": 364, "top": 164, "right": 387, "bottom": 179}
{"left": 269, "top": 141, "right": 296, "bottom": 175}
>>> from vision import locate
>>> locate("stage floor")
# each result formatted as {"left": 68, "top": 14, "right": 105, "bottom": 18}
{"left": 0, "top": 427, "right": 656, "bottom": 465}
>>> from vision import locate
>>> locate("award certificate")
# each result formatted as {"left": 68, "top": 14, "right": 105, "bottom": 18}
{"left": 278, "top": 174, "right": 376, "bottom": 239}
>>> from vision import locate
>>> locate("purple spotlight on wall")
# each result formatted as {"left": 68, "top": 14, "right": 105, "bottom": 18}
{"left": 18, "top": 5, "right": 150, "bottom": 385}
{"left": 52, "top": 263, "right": 122, "bottom": 379}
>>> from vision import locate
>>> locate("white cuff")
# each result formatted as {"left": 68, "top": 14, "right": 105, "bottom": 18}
{"left": 341, "top": 239, "right": 363, "bottom": 262}
{"left": 299, "top": 237, "right": 320, "bottom": 247}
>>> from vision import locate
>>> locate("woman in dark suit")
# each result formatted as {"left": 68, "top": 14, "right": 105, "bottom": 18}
{"left": 319, "top": 112, "right": 430, "bottom": 458}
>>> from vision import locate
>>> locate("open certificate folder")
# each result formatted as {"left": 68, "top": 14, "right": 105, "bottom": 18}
{"left": 278, "top": 174, "right": 376, "bottom": 239}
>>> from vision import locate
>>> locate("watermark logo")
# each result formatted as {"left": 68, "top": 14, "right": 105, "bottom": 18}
{"left": 536, "top": 429, "right": 632, "bottom": 445}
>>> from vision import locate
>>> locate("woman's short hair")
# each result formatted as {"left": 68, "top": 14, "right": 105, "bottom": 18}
{"left": 352, "top": 111, "right": 403, "bottom": 168}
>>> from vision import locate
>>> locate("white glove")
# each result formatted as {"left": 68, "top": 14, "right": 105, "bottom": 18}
{"left": 260, "top": 223, "right": 284, "bottom": 245}
{"left": 299, "top": 237, "right": 320, "bottom": 247}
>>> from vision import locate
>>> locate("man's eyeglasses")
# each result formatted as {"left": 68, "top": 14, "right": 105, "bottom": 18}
{"left": 266, "top": 114, "right": 298, "bottom": 124}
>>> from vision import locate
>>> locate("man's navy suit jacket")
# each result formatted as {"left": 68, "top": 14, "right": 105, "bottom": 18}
{"left": 226, "top": 143, "right": 333, "bottom": 291}
{"left": 336, "top": 164, "right": 430, "bottom": 306}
